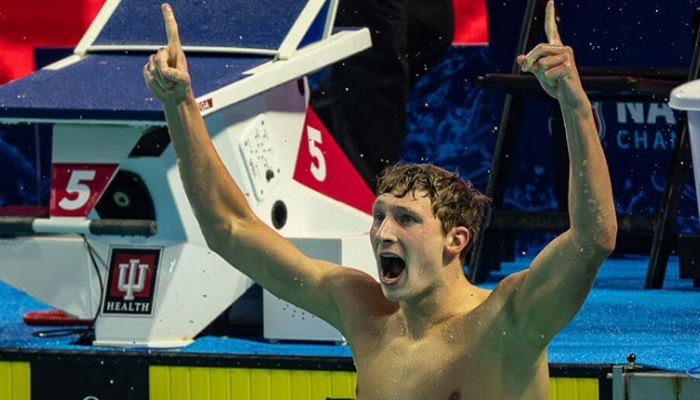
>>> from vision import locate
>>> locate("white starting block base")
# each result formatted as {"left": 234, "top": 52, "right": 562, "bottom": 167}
{"left": 93, "top": 242, "right": 252, "bottom": 348}
{"left": 670, "top": 79, "right": 700, "bottom": 218}
{"left": 688, "top": 112, "right": 700, "bottom": 216}
{"left": 0, "top": 235, "right": 103, "bottom": 320}
{"left": 263, "top": 234, "right": 375, "bottom": 343}
{"left": 0, "top": 235, "right": 253, "bottom": 349}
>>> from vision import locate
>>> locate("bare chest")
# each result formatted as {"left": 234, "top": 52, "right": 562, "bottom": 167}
{"left": 353, "top": 323, "right": 547, "bottom": 400}
{"left": 355, "top": 333, "right": 491, "bottom": 399}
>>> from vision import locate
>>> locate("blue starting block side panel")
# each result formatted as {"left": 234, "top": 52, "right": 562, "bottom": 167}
{"left": 0, "top": 54, "right": 270, "bottom": 123}
{"left": 93, "top": 0, "right": 310, "bottom": 51}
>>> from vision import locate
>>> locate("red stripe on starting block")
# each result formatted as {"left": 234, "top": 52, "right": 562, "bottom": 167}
{"left": 293, "top": 108, "right": 374, "bottom": 215}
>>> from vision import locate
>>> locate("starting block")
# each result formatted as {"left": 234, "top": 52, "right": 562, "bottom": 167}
{"left": 0, "top": 0, "right": 376, "bottom": 347}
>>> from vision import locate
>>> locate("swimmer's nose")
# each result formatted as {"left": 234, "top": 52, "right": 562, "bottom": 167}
{"left": 373, "top": 217, "right": 397, "bottom": 244}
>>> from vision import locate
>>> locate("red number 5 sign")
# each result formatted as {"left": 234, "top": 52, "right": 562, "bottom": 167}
{"left": 50, "top": 163, "right": 119, "bottom": 217}
{"left": 293, "top": 108, "right": 374, "bottom": 215}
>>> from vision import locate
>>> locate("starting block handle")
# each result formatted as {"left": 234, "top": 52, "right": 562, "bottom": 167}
{"left": 89, "top": 219, "right": 158, "bottom": 236}
{"left": 0, "top": 217, "right": 158, "bottom": 237}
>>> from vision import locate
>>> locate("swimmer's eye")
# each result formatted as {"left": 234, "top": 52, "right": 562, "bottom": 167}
{"left": 399, "top": 214, "right": 416, "bottom": 225}
{"left": 373, "top": 212, "right": 385, "bottom": 224}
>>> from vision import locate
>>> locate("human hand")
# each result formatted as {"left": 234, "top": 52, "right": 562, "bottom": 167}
{"left": 143, "top": 3, "right": 191, "bottom": 105}
{"left": 516, "top": 1, "right": 587, "bottom": 108}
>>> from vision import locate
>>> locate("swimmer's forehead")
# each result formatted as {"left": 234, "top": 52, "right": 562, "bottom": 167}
{"left": 372, "top": 191, "right": 431, "bottom": 212}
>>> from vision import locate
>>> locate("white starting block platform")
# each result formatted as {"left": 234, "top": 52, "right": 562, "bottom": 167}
{"left": 0, "top": 0, "right": 377, "bottom": 348}
{"left": 670, "top": 79, "right": 700, "bottom": 217}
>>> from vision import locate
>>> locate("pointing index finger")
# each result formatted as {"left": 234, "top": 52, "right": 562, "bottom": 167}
{"left": 162, "top": 3, "right": 181, "bottom": 64}
{"left": 544, "top": 1, "right": 562, "bottom": 45}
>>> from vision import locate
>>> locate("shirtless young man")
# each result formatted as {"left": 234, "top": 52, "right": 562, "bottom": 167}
{"left": 143, "top": 1, "right": 617, "bottom": 399}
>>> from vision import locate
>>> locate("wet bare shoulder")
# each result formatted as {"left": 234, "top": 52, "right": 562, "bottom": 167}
{"left": 471, "top": 270, "right": 529, "bottom": 321}
{"left": 325, "top": 267, "right": 398, "bottom": 335}
{"left": 489, "top": 270, "right": 529, "bottom": 301}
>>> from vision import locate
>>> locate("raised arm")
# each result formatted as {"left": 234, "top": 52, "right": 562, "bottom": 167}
{"left": 142, "top": 4, "right": 379, "bottom": 334}
{"left": 507, "top": 1, "right": 617, "bottom": 344}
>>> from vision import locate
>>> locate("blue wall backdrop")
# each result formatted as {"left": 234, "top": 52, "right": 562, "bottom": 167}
{"left": 402, "top": 0, "right": 700, "bottom": 254}
{"left": 0, "top": 124, "right": 51, "bottom": 209}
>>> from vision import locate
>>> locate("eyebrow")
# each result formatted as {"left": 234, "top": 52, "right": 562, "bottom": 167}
{"left": 372, "top": 201, "right": 416, "bottom": 215}
{"left": 393, "top": 205, "right": 416, "bottom": 214}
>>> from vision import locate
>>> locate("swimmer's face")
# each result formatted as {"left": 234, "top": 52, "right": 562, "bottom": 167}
{"left": 370, "top": 190, "right": 448, "bottom": 302}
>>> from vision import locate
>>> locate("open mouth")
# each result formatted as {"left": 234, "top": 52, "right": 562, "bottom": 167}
{"left": 380, "top": 254, "right": 406, "bottom": 285}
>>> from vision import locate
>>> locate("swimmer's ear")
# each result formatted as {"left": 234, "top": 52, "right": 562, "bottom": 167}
{"left": 446, "top": 226, "right": 470, "bottom": 256}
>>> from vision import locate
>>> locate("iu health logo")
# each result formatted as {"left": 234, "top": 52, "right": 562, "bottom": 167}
{"left": 103, "top": 248, "right": 161, "bottom": 315}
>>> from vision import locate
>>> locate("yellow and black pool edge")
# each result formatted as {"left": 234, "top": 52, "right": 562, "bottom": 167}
{"left": 0, "top": 348, "right": 622, "bottom": 400}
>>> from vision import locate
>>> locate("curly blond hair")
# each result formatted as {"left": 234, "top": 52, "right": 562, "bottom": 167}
{"left": 376, "top": 163, "right": 491, "bottom": 262}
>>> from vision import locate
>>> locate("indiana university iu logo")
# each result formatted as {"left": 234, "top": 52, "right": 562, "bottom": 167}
{"left": 103, "top": 248, "right": 161, "bottom": 315}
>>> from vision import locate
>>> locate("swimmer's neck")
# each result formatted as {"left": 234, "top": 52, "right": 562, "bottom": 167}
{"left": 396, "top": 277, "right": 482, "bottom": 341}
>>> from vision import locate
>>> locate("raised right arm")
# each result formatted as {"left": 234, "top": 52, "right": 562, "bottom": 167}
{"left": 142, "top": 4, "right": 382, "bottom": 334}
{"left": 507, "top": 1, "right": 617, "bottom": 345}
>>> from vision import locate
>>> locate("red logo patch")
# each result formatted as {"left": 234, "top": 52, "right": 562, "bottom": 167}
{"left": 102, "top": 248, "right": 161, "bottom": 316}
{"left": 198, "top": 98, "right": 213, "bottom": 112}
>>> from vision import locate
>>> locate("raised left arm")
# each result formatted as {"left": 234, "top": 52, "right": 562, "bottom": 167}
{"left": 509, "top": 0, "right": 617, "bottom": 345}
